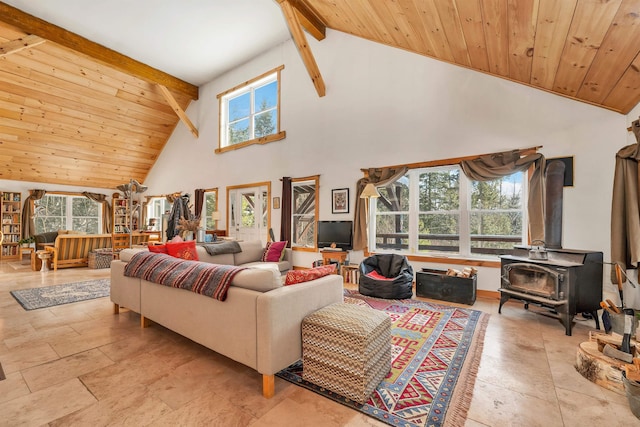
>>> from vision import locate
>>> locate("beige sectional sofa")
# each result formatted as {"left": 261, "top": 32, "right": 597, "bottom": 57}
{"left": 110, "top": 240, "right": 344, "bottom": 398}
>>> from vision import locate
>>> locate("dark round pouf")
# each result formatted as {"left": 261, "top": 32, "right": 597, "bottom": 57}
{"left": 358, "top": 254, "right": 414, "bottom": 299}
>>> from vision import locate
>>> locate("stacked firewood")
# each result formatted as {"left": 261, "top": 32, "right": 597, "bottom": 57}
{"left": 445, "top": 267, "right": 478, "bottom": 278}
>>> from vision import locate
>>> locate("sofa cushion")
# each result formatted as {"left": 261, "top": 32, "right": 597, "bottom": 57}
{"left": 261, "top": 241, "right": 287, "bottom": 262}
{"left": 233, "top": 241, "right": 264, "bottom": 265}
{"left": 166, "top": 240, "right": 199, "bottom": 260}
{"left": 119, "top": 248, "right": 147, "bottom": 262}
{"left": 195, "top": 246, "right": 235, "bottom": 265}
{"left": 242, "top": 260, "right": 291, "bottom": 273}
{"left": 285, "top": 265, "right": 337, "bottom": 286}
{"left": 232, "top": 266, "right": 282, "bottom": 292}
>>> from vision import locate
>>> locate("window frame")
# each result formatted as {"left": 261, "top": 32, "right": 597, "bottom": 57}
{"left": 291, "top": 176, "right": 319, "bottom": 251}
{"left": 33, "top": 193, "right": 103, "bottom": 234}
{"left": 216, "top": 65, "right": 286, "bottom": 154}
{"left": 367, "top": 153, "right": 534, "bottom": 266}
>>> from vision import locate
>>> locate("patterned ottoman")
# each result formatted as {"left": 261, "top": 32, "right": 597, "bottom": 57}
{"left": 302, "top": 302, "right": 391, "bottom": 403}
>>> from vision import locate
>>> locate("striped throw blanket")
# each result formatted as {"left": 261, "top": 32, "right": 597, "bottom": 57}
{"left": 124, "top": 252, "right": 245, "bottom": 301}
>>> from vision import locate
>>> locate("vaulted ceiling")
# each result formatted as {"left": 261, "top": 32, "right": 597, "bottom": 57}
{"left": 0, "top": 0, "right": 639, "bottom": 190}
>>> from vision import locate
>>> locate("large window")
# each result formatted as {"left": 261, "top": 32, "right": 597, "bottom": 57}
{"left": 372, "top": 166, "right": 526, "bottom": 257}
{"left": 34, "top": 194, "right": 102, "bottom": 234}
{"left": 217, "top": 66, "right": 285, "bottom": 153}
{"left": 291, "top": 177, "right": 319, "bottom": 249}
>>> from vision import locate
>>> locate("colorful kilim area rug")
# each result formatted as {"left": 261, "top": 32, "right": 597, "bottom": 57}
{"left": 10, "top": 279, "right": 110, "bottom": 310}
{"left": 277, "top": 290, "right": 489, "bottom": 427}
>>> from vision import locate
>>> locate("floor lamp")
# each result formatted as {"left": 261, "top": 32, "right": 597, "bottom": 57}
{"left": 360, "top": 183, "right": 380, "bottom": 250}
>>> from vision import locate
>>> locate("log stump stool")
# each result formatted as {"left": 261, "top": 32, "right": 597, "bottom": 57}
{"left": 302, "top": 303, "right": 391, "bottom": 403}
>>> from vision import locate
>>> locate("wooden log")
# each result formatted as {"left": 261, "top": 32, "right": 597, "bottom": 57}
{"left": 576, "top": 341, "right": 626, "bottom": 395}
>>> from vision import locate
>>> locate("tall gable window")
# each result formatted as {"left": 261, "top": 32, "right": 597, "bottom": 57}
{"left": 216, "top": 65, "right": 286, "bottom": 153}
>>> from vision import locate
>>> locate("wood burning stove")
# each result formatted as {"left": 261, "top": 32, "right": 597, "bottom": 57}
{"left": 499, "top": 247, "right": 603, "bottom": 336}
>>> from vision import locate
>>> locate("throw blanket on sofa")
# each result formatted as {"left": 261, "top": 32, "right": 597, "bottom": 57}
{"left": 124, "top": 252, "right": 245, "bottom": 301}
{"left": 203, "top": 241, "right": 242, "bottom": 256}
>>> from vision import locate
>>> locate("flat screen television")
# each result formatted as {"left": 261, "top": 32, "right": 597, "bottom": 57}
{"left": 317, "top": 220, "right": 353, "bottom": 251}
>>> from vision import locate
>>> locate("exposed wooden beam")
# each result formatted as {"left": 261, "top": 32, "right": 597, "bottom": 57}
{"left": 0, "top": 1, "right": 199, "bottom": 100}
{"left": 286, "top": 0, "right": 326, "bottom": 41}
{"left": 156, "top": 84, "right": 198, "bottom": 138}
{"left": 0, "top": 34, "right": 46, "bottom": 57}
{"left": 278, "top": 0, "right": 326, "bottom": 97}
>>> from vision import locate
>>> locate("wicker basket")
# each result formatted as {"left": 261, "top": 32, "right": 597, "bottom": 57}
{"left": 88, "top": 248, "right": 113, "bottom": 269}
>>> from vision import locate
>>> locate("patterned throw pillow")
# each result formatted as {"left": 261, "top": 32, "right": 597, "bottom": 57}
{"left": 166, "top": 240, "right": 199, "bottom": 261}
{"left": 284, "top": 264, "right": 336, "bottom": 286}
{"left": 148, "top": 244, "right": 168, "bottom": 254}
{"left": 261, "top": 241, "right": 287, "bottom": 262}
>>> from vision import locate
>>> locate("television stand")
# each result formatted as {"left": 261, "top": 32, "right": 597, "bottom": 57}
{"left": 320, "top": 250, "right": 348, "bottom": 275}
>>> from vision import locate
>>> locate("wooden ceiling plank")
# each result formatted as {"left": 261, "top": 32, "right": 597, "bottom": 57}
{"left": 0, "top": 98, "right": 171, "bottom": 145}
{"left": 409, "top": 0, "right": 456, "bottom": 61}
{"left": 455, "top": 0, "right": 491, "bottom": 71}
{"left": 4, "top": 50, "right": 119, "bottom": 97}
{"left": 289, "top": 0, "right": 326, "bottom": 40}
{"left": 577, "top": 0, "right": 640, "bottom": 103}
{"left": 481, "top": 0, "right": 510, "bottom": 77}
{"left": 0, "top": 68, "right": 179, "bottom": 123}
{"left": 433, "top": 0, "right": 472, "bottom": 66}
{"left": 369, "top": 1, "right": 421, "bottom": 53}
{"left": 279, "top": 0, "right": 326, "bottom": 97}
{"left": 340, "top": 1, "right": 400, "bottom": 50}
{"left": 13, "top": 43, "right": 192, "bottom": 109}
{"left": 530, "top": 0, "right": 577, "bottom": 89}
{"left": 0, "top": 2, "right": 199, "bottom": 100}
{"left": 552, "top": 0, "right": 622, "bottom": 97}
{"left": 506, "top": 0, "right": 538, "bottom": 82}
{"left": 156, "top": 84, "right": 198, "bottom": 138}
{"left": 603, "top": 52, "right": 640, "bottom": 114}
{"left": 0, "top": 34, "right": 45, "bottom": 57}
{"left": 0, "top": 134, "right": 156, "bottom": 168}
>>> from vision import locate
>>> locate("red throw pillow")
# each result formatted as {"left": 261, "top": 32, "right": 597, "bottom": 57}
{"left": 166, "top": 240, "right": 199, "bottom": 261}
{"left": 261, "top": 241, "right": 287, "bottom": 262}
{"left": 366, "top": 270, "right": 393, "bottom": 281}
{"left": 285, "top": 264, "right": 336, "bottom": 286}
{"left": 148, "top": 244, "right": 168, "bottom": 254}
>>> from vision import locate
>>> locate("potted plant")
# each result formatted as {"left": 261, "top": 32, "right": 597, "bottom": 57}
{"left": 18, "top": 236, "right": 35, "bottom": 248}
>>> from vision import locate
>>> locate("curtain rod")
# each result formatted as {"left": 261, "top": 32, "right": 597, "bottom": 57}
{"left": 360, "top": 145, "right": 543, "bottom": 173}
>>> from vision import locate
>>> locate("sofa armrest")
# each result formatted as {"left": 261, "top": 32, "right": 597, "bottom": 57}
{"left": 255, "top": 274, "right": 343, "bottom": 375}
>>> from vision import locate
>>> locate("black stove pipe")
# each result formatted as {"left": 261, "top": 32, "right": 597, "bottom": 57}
{"left": 544, "top": 160, "right": 565, "bottom": 249}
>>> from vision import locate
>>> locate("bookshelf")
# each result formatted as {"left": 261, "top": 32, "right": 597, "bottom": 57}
{"left": 1, "top": 192, "right": 22, "bottom": 260}
{"left": 112, "top": 193, "right": 131, "bottom": 234}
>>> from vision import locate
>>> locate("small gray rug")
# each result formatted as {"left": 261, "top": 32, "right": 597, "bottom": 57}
{"left": 10, "top": 279, "right": 110, "bottom": 310}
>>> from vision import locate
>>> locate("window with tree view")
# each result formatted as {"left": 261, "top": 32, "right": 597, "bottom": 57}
{"left": 291, "top": 177, "right": 318, "bottom": 248}
{"left": 372, "top": 166, "right": 526, "bottom": 257}
{"left": 218, "top": 66, "right": 284, "bottom": 150}
{"left": 34, "top": 194, "right": 102, "bottom": 234}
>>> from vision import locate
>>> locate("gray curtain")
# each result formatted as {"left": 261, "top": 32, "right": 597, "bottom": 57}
{"left": 460, "top": 149, "right": 546, "bottom": 242}
{"left": 21, "top": 189, "right": 46, "bottom": 239}
{"left": 353, "top": 167, "right": 409, "bottom": 251}
{"left": 83, "top": 192, "right": 111, "bottom": 233}
{"left": 611, "top": 119, "right": 640, "bottom": 281}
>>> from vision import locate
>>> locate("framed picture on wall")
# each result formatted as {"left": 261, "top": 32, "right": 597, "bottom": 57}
{"left": 331, "top": 188, "right": 349, "bottom": 214}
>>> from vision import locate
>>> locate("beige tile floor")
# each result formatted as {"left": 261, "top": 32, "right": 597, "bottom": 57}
{"left": 0, "top": 260, "right": 638, "bottom": 426}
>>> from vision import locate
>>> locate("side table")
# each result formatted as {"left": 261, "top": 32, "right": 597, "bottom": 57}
{"left": 321, "top": 250, "right": 348, "bottom": 275}
{"left": 19, "top": 246, "right": 34, "bottom": 264}
{"left": 36, "top": 250, "right": 52, "bottom": 272}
